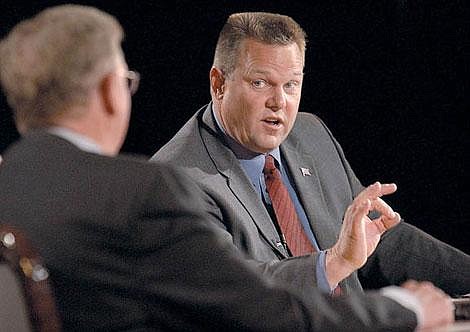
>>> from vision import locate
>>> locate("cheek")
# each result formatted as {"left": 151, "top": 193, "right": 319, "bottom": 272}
{"left": 226, "top": 94, "right": 253, "bottom": 131}
{"left": 286, "top": 99, "right": 300, "bottom": 124}
{"left": 281, "top": 112, "right": 298, "bottom": 140}
{"left": 239, "top": 93, "right": 263, "bottom": 122}
{"left": 241, "top": 101, "right": 264, "bottom": 141}
{"left": 287, "top": 110, "right": 298, "bottom": 126}
{"left": 240, "top": 103, "right": 255, "bottom": 126}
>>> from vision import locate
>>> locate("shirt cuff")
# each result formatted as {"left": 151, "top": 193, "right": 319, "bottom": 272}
{"left": 316, "top": 250, "right": 337, "bottom": 294}
{"left": 380, "top": 286, "right": 424, "bottom": 327}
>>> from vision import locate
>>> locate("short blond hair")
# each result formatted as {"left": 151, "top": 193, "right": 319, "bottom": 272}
{"left": 213, "top": 12, "right": 307, "bottom": 76}
{"left": 0, "top": 5, "right": 124, "bottom": 132}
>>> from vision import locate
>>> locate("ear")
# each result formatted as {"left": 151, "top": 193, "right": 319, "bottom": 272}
{"left": 99, "top": 73, "right": 118, "bottom": 116}
{"left": 210, "top": 66, "right": 225, "bottom": 100}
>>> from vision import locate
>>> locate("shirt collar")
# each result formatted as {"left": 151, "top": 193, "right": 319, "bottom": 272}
{"left": 47, "top": 126, "right": 103, "bottom": 155}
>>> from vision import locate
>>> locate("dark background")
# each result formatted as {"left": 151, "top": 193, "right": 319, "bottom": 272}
{"left": 1, "top": 1, "right": 468, "bottom": 253}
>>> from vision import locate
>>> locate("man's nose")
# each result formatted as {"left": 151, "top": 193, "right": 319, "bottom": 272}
{"left": 266, "top": 87, "right": 286, "bottom": 111}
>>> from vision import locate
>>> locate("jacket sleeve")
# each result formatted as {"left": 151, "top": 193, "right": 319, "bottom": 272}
{"left": 359, "top": 221, "right": 470, "bottom": 295}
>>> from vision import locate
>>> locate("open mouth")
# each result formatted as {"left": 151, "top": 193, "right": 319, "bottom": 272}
{"left": 263, "top": 119, "right": 281, "bottom": 126}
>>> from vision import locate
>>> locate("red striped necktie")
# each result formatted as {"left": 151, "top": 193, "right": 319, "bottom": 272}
{"left": 263, "top": 154, "right": 342, "bottom": 296}
{"left": 263, "top": 154, "right": 315, "bottom": 256}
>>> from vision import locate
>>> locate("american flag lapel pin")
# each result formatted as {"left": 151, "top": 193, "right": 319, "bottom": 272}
{"left": 300, "top": 167, "right": 311, "bottom": 176}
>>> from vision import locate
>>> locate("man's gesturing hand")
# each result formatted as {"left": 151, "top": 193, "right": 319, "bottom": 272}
{"left": 326, "top": 182, "right": 401, "bottom": 288}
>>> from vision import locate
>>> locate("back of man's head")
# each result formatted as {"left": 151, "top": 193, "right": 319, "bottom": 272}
{"left": 213, "top": 12, "right": 307, "bottom": 77}
{"left": 0, "top": 5, "right": 123, "bottom": 133}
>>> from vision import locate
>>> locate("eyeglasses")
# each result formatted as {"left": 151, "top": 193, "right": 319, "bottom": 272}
{"left": 123, "top": 70, "right": 140, "bottom": 96}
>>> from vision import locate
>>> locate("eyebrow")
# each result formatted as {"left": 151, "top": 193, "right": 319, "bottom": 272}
{"left": 250, "top": 70, "right": 304, "bottom": 76}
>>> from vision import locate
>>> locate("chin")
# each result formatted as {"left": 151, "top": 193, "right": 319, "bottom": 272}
{"left": 262, "top": 139, "right": 283, "bottom": 151}
{"left": 255, "top": 144, "right": 281, "bottom": 154}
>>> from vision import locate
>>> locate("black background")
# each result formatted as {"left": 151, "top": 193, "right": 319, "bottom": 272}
{"left": 1, "top": 1, "right": 468, "bottom": 253}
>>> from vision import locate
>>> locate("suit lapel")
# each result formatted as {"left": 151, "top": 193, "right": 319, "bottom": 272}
{"left": 199, "top": 105, "right": 287, "bottom": 257}
{"left": 280, "top": 134, "right": 340, "bottom": 251}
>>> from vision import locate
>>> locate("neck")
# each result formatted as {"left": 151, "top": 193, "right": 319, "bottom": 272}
{"left": 50, "top": 108, "right": 119, "bottom": 156}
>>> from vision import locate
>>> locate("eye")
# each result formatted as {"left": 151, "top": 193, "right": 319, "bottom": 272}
{"left": 285, "top": 81, "right": 299, "bottom": 89}
{"left": 251, "top": 79, "right": 268, "bottom": 89}
{"left": 284, "top": 81, "right": 300, "bottom": 94}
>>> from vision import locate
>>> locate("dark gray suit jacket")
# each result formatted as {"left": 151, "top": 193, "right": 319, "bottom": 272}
{"left": 0, "top": 131, "right": 418, "bottom": 331}
{"left": 152, "top": 103, "right": 470, "bottom": 297}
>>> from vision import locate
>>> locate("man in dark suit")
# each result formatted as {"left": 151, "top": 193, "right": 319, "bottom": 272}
{"left": 152, "top": 11, "right": 469, "bottom": 326}
{"left": 0, "top": 5, "right": 457, "bottom": 331}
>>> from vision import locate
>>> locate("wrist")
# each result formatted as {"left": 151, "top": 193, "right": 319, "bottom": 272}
{"left": 325, "top": 247, "right": 356, "bottom": 288}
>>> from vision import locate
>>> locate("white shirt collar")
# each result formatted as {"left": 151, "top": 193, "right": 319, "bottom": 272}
{"left": 47, "top": 126, "right": 103, "bottom": 155}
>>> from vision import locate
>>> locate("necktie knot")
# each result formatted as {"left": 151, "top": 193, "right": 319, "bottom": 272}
{"left": 263, "top": 154, "right": 277, "bottom": 176}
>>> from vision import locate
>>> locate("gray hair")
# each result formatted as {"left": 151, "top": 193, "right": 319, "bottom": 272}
{"left": 213, "top": 12, "right": 307, "bottom": 77}
{"left": 0, "top": 5, "right": 124, "bottom": 132}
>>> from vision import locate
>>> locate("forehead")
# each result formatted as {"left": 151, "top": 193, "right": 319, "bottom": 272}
{"left": 236, "top": 39, "right": 304, "bottom": 75}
